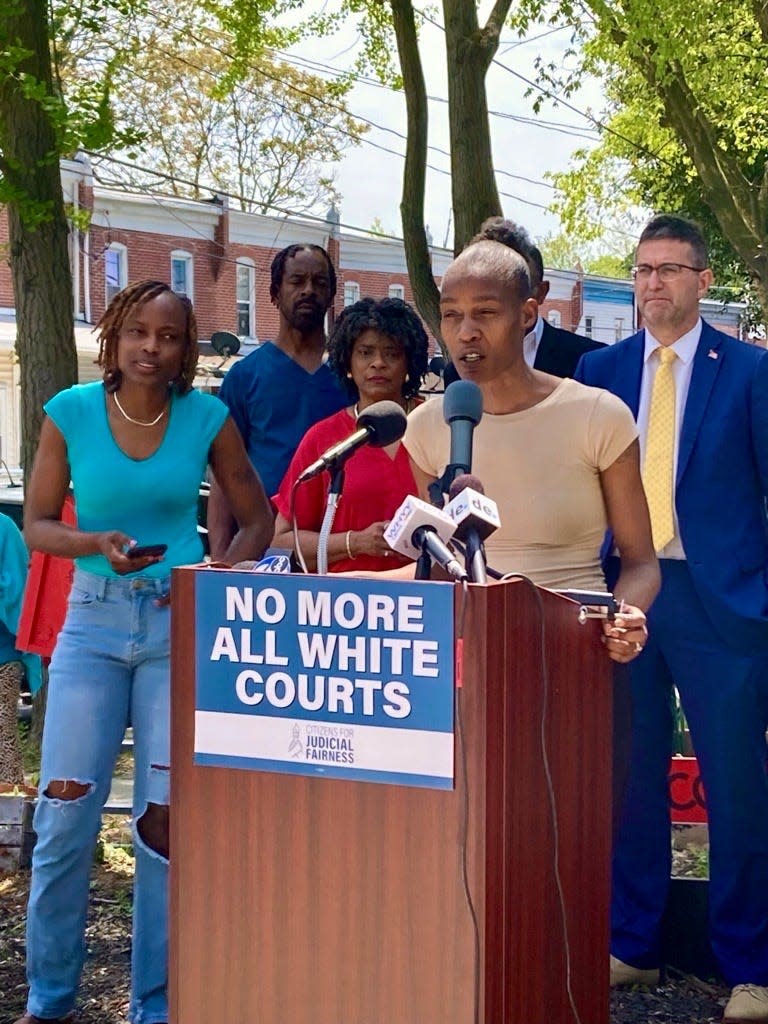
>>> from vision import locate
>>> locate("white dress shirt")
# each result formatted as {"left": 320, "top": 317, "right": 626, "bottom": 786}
{"left": 637, "top": 319, "right": 702, "bottom": 559}
{"left": 523, "top": 317, "right": 545, "bottom": 369}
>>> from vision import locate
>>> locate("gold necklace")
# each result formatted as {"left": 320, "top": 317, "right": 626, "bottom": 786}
{"left": 113, "top": 391, "right": 168, "bottom": 427}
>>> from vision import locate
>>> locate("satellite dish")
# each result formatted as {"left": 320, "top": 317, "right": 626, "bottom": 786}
{"left": 210, "top": 331, "right": 241, "bottom": 358}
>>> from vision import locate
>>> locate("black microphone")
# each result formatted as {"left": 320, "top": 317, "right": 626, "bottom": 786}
{"left": 442, "top": 380, "right": 483, "bottom": 480}
{"left": 413, "top": 526, "right": 468, "bottom": 582}
{"left": 297, "top": 401, "right": 407, "bottom": 482}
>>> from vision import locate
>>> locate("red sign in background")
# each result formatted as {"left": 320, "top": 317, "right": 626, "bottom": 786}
{"left": 669, "top": 756, "right": 707, "bottom": 824}
{"left": 17, "top": 495, "right": 75, "bottom": 660}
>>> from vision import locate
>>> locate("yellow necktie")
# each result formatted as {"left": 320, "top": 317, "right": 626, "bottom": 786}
{"left": 643, "top": 346, "right": 677, "bottom": 551}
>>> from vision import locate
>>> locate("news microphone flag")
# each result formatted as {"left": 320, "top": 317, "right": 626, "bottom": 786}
{"left": 384, "top": 496, "right": 457, "bottom": 561}
{"left": 445, "top": 474, "right": 501, "bottom": 543}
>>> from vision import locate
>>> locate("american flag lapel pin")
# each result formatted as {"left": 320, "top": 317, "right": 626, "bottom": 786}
{"left": 708, "top": 349, "right": 718, "bottom": 359}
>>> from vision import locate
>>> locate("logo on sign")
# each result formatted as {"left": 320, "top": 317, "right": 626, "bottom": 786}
{"left": 253, "top": 555, "right": 292, "bottom": 574}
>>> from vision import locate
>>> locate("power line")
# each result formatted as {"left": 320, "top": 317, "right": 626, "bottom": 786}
{"left": 103, "top": 8, "right": 570, "bottom": 201}
{"left": 413, "top": 6, "right": 680, "bottom": 172}
{"left": 264, "top": 46, "right": 600, "bottom": 142}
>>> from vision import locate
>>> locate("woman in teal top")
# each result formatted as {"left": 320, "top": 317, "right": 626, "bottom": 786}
{"left": 17, "top": 280, "right": 273, "bottom": 1024}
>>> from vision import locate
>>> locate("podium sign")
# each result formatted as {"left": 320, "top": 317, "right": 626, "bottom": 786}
{"left": 193, "top": 572, "right": 455, "bottom": 789}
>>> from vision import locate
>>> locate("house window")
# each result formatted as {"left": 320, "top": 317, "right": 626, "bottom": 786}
{"left": 388, "top": 283, "right": 405, "bottom": 301}
{"left": 584, "top": 316, "right": 594, "bottom": 338}
{"left": 105, "top": 244, "right": 127, "bottom": 305}
{"left": 344, "top": 281, "right": 360, "bottom": 307}
{"left": 547, "top": 310, "right": 561, "bottom": 328}
{"left": 614, "top": 316, "right": 625, "bottom": 342}
{"left": 170, "top": 250, "right": 194, "bottom": 300}
{"left": 236, "top": 260, "right": 256, "bottom": 338}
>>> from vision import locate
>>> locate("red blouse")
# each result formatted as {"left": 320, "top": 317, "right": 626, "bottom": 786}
{"left": 273, "top": 407, "right": 419, "bottom": 573}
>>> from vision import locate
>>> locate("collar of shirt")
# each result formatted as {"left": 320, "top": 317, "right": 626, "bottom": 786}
{"left": 643, "top": 318, "right": 702, "bottom": 366}
{"left": 523, "top": 316, "right": 545, "bottom": 369}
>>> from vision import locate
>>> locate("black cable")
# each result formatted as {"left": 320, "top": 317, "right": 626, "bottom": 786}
{"left": 499, "top": 572, "right": 583, "bottom": 1024}
{"left": 454, "top": 578, "right": 481, "bottom": 1024}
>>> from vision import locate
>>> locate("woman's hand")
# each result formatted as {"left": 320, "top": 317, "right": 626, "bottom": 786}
{"left": 97, "top": 531, "right": 164, "bottom": 575}
{"left": 601, "top": 606, "right": 648, "bottom": 663}
{"left": 346, "top": 521, "right": 393, "bottom": 560}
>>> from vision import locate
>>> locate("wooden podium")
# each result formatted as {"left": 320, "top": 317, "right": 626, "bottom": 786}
{"left": 170, "top": 569, "right": 613, "bottom": 1024}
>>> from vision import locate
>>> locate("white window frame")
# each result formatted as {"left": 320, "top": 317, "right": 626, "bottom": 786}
{"left": 343, "top": 281, "right": 360, "bottom": 307}
{"left": 614, "top": 316, "right": 625, "bottom": 342}
{"left": 547, "top": 310, "right": 561, "bottom": 328}
{"left": 388, "top": 283, "right": 405, "bottom": 301}
{"left": 584, "top": 315, "right": 594, "bottom": 338}
{"left": 105, "top": 243, "right": 128, "bottom": 305}
{"left": 170, "top": 249, "right": 194, "bottom": 301}
{"left": 235, "top": 258, "right": 256, "bottom": 339}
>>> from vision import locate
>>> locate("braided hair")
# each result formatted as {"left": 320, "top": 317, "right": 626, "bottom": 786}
{"left": 96, "top": 280, "right": 198, "bottom": 394}
{"left": 327, "top": 297, "right": 429, "bottom": 401}
{"left": 270, "top": 244, "right": 337, "bottom": 301}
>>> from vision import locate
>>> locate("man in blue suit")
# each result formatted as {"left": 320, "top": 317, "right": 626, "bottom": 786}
{"left": 576, "top": 214, "right": 768, "bottom": 1022}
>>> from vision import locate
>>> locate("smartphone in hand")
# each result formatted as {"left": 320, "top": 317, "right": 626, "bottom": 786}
{"left": 126, "top": 543, "right": 168, "bottom": 559}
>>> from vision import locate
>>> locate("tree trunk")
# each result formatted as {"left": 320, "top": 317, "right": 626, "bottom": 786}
{"left": 443, "top": 0, "right": 508, "bottom": 253}
{"left": 390, "top": 0, "right": 442, "bottom": 345}
{"left": 0, "top": 0, "right": 78, "bottom": 482}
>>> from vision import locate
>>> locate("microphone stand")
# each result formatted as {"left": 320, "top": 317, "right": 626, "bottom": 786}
{"left": 316, "top": 465, "right": 345, "bottom": 575}
{"left": 414, "top": 548, "right": 432, "bottom": 580}
{"left": 464, "top": 532, "right": 488, "bottom": 584}
{"left": 429, "top": 463, "right": 469, "bottom": 509}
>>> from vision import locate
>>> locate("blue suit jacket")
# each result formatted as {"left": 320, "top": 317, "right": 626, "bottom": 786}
{"left": 575, "top": 320, "right": 768, "bottom": 651}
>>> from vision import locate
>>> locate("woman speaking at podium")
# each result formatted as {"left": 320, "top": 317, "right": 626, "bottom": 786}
{"left": 272, "top": 297, "right": 429, "bottom": 573}
{"left": 16, "top": 281, "right": 272, "bottom": 1024}
{"left": 404, "top": 241, "right": 660, "bottom": 665}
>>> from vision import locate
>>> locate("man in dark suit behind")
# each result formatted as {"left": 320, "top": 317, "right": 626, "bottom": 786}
{"left": 527, "top": 243, "right": 605, "bottom": 376}
{"left": 576, "top": 214, "right": 768, "bottom": 1023}
{"left": 442, "top": 219, "right": 604, "bottom": 386}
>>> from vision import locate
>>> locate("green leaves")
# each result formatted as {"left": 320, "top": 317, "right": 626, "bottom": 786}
{"left": 517, "top": 0, "right": 768, "bottom": 312}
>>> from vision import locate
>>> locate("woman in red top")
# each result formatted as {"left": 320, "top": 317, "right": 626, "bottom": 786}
{"left": 273, "top": 297, "right": 429, "bottom": 572}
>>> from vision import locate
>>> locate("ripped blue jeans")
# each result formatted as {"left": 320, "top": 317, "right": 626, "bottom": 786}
{"left": 26, "top": 569, "right": 171, "bottom": 1024}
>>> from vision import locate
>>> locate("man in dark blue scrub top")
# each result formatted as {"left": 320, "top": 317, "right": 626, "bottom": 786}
{"left": 207, "top": 244, "right": 347, "bottom": 558}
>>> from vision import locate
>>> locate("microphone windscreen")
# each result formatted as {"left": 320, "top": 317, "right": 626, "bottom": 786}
{"left": 448, "top": 473, "right": 485, "bottom": 501}
{"left": 356, "top": 400, "right": 408, "bottom": 448}
{"left": 443, "top": 380, "right": 483, "bottom": 426}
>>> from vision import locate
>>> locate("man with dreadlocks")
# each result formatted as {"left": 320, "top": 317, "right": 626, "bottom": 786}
{"left": 207, "top": 243, "right": 347, "bottom": 559}
{"left": 16, "top": 280, "right": 273, "bottom": 1024}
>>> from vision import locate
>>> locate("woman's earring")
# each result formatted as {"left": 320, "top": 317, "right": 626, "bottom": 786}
{"left": 347, "top": 372, "right": 353, "bottom": 379}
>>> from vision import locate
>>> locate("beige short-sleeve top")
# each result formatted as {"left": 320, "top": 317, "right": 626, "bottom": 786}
{"left": 404, "top": 377, "right": 638, "bottom": 591}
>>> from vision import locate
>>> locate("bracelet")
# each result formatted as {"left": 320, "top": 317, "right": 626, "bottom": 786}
{"left": 345, "top": 530, "right": 356, "bottom": 560}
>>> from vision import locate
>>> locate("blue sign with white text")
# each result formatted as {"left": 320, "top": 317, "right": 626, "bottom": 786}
{"left": 193, "top": 572, "right": 455, "bottom": 789}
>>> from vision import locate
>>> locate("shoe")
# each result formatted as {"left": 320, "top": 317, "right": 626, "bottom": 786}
{"left": 723, "top": 984, "right": 768, "bottom": 1022}
{"left": 14, "top": 1015, "right": 76, "bottom": 1024}
{"left": 609, "top": 954, "right": 660, "bottom": 987}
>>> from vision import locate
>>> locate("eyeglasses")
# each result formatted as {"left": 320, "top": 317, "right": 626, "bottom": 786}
{"left": 631, "top": 263, "right": 706, "bottom": 282}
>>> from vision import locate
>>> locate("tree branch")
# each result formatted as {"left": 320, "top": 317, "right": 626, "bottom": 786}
{"left": 389, "top": 0, "right": 441, "bottom": 341}
{"left": 751, "top": 0, "right": 768, "bottom": 45}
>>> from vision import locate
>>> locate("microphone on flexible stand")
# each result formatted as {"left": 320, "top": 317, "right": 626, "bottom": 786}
{"left": 429, "top": 380, "right": 483, "bottom": 506}
{"left": 384, "top": 495, "right": 467, "bottom": 581}
{"left": 445, "top": 474, "right": 500, "bottom": 584}
{"left": 297, "top": 401, "right": 407, "bottom": 482}
{"left": 291, "top": 401, "right": 407, "bottom": 574}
